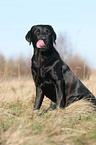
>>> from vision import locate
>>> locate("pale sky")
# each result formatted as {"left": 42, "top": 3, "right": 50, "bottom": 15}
{"left": 0, "top": 0, "right": 96, "bottom": 68}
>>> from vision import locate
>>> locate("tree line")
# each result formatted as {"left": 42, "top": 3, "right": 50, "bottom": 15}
{"left": 0, "top": 35, "right": 91, "bottom": 79}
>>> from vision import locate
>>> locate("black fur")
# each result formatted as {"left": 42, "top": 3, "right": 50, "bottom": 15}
{"left": 25, "top": 24, "right": 96, "bottom": 109}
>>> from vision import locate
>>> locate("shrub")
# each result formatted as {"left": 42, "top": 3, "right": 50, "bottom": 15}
{"left": 68, "top": 55, "right": 91, "bottom": 80}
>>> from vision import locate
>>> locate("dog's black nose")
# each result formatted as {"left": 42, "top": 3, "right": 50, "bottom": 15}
{"left": 41, "top": 36, "right": 47, "bottom": 44}
{"left": 42, "top": 36, "right": 46, "bottom": 40}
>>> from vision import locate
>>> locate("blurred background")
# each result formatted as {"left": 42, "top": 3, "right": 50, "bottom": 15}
{"left": 0, "top": 0, "right": 96, "bottom": 79}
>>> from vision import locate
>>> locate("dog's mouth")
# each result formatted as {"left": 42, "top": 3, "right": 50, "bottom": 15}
{"left": 36, "top": 40, "right": 47, "bottom": 49}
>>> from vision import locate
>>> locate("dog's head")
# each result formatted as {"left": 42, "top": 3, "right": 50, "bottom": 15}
{"left": 25, "top": 25, "right": 56, "bottom": 51}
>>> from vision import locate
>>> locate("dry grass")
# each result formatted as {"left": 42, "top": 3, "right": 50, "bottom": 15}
{"left": 0, "top": 72, "right": 96, "bottom": 145}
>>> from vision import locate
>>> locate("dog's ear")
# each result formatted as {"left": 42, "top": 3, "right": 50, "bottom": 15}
{"left": 25, "top": 30, "right": 32, "bottom": 45}
{"left": 53, "top": 31, "right": 56, "bottom": 45}
{"left": 48, "top": 25, "right": 57, "bottom": 44}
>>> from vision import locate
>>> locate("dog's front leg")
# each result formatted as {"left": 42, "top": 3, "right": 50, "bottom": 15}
{"left": 34, "top": 87, "right": 44, "bottom": 110}
{"left": 56, "top": 80, "right": 65, "bottom": 108}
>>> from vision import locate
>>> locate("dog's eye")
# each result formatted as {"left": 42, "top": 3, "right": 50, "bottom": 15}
{"left": 46, "top": 29, "right": 50, "bottom": 34}
{"left": 35, "top": 29, "right": 40, "bottom": 35}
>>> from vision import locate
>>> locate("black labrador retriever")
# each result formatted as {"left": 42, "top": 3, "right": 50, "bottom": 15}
{"left": 25, "top": 24, "right": 96, "bottom": 110}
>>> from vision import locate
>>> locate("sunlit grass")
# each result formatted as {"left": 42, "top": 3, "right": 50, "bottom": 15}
{"left": 0, "top": 73, "right": 96, "bottom": 145}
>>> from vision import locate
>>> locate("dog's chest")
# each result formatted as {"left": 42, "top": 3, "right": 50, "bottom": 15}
{"left": 32, "top": 61, "right": 50, "bottom": 78}
{"left": 32, "top": 57, "right": 60, "bottom": 81}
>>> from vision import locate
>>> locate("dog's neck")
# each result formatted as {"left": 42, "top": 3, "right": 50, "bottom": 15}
{"left": 34, "top": 46, "right": 56, "bottom": 58}
{"left": 32, "top": 46, "right": 58, "bottom": 67}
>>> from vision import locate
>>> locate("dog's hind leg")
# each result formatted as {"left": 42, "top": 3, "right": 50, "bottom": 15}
{"left": 84, "top": 94, "right": 96, "bottom": 106}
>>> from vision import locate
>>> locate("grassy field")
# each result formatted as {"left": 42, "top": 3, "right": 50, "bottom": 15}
{"left": 0, "top": 72, "right": 96, "bottom": 145}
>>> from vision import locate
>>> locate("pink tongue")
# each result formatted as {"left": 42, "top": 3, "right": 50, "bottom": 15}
{"left": 36, "top": 40, "right": 45, "bottom": 48}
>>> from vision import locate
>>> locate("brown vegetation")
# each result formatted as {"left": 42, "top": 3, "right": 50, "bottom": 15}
{"left": 0, "top": 53, "right": 91, "bottom": 81}
{"left": 68, "top": 55, "right": 91, "bottom": 80}
{"left": 56, "top": 34, "right": 92, "bottom": 80}
{"left": 0, "top": 54, "right": 31, "bottom": 78}
{"left": 0, "top": 74, "right": 96, "bottom": 144}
